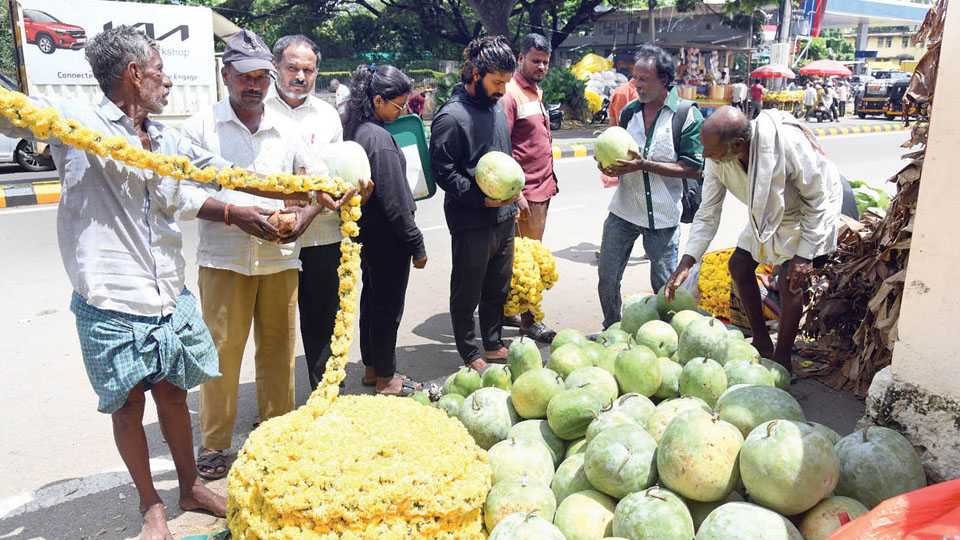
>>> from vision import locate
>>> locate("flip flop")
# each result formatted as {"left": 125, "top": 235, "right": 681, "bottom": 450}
{"left": 521, "top": 322, "right": 557, "bottom": 344}
{"left": 362, "top": 371, "right": 414, "bottom": 387}
{"left": 375, "top": 377, "right": 423, "bottom": 397}
{"left": 196, "top": 447, "right": 228, "bottom": 480}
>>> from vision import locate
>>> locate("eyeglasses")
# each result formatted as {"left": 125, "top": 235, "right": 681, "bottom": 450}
{"left": 386, "top": 98, "right": 408, "bottom": 111}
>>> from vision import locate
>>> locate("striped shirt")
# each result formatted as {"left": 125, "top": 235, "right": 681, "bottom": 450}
{"left": 608, "top": 88, "right": 705, "bottom": 230}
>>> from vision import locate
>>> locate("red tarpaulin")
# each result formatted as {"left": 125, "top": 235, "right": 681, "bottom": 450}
{"left": 799, "top": 59, "right": 854, "bottom": 77}
{"left": 750, "top": 64, "right": 797, "bottom": 79}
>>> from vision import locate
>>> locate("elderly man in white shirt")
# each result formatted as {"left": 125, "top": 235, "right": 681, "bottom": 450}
{"left": 665, "top": 106, "right": 842, "bottom": 379}
{"left": 178, "top": 30, "right": 328, "bottom": 480}
{"left": 266, "top": 35, "right": 353, "bottom": 391}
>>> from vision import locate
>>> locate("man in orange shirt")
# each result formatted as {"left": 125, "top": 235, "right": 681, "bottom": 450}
{"left": 609, "top": 77, "right": 639, "bottom": 126}
{"left": 500, "top": 33, "right": 558, "bottom": 342}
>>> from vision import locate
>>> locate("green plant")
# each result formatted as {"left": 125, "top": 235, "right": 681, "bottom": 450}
{"left": 541, "top": 67, "right": 588, "bottom": 122}
{"left": 434, "top": 72, "right": 459, "bottom": 107}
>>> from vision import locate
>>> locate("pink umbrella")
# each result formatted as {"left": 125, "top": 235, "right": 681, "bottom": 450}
{"left": 750, "top": 64, "right": 797, "bottom": 79}
{"left": 799, "top": 59, "right": 853, "bottom": 77}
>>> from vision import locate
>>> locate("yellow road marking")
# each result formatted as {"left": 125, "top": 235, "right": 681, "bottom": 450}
{"left": 32, "top": 181, "right": 61, "bottom": 205}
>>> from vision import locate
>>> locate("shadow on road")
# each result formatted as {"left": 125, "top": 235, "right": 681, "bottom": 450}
{"left": 0, "top": 467, "right": 227, "bottom": 540}
{"left": 552, "top": 241, "right": 649, "bottom": 269}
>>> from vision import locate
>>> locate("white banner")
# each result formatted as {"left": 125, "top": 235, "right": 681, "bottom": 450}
{"left": 18, "top": 0, "right": 215, "bottom": 86}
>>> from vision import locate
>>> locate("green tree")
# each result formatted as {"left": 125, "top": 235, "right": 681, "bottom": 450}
{"left": 0, "top": 4, "right": 16, "bottom": 80}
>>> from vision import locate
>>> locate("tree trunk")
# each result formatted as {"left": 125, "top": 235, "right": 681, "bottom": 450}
{"left": 648, "top": 0, "right": 657, "bottom": 43}
{"left": 465, "top": 0, "right": 515, "bottom": 37}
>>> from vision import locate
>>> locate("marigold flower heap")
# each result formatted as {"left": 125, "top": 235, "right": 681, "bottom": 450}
{"left": 698, "top": 248, "right": 773, "bottom": 320}
{"left": 504, "top": 237, "right": 559, "bottom": 322}
{"left": 0, "top": 88, "right": 491, "bottom": 540}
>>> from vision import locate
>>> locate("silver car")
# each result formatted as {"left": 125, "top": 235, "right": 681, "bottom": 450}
{"left": 0, "top": 74, "right": 55, "bottom": 172}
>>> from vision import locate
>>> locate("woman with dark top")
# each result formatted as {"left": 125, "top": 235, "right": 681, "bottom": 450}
{"left": 343, "top": 64, "right": 427, "bottom": 396}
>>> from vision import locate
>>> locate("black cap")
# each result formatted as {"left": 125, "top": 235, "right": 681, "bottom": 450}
{"left": 223, "top": 30, "right": 275, "bottom": 74}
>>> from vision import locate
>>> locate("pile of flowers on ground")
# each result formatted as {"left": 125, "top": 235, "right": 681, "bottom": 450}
{"left": 504, "top": 237, "right": 559, "bottom": 322}
{"left": 698, "top": 248, "right": 773, "bottom": 320}
{"left": 0, "top": 87, "right": 492, "bottom": 539}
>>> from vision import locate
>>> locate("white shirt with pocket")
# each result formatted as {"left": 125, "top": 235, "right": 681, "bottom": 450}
{"left": 178, "top": 99, "right": 324, "bottom": 276}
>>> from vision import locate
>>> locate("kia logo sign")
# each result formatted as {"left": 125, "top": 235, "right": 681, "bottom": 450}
{"left": 102, "top": 21, "right": 189, "bottom": 41}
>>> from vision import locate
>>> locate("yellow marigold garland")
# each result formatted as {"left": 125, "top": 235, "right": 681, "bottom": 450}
{"left": 505, "top": 237, "right": 559, "bottom": 322}
{"left": 697, "top": 248, "right": 773, "bottom": 320}
{"left": 0, "top": 87, "right": 491, "bottom": 539}
{"left": 0, "top": 86, "right": 347, "bottom": 196}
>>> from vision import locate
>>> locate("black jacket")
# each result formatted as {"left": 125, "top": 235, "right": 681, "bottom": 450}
{"left": 429, "top": 83, "right": 517, "bottom": 235}
{"left": 351, "top": 120, "right": 425, "bottom": 259}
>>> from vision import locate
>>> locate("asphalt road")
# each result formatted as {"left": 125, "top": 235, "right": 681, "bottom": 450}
{"left": 0, "top": 130, "right": 907, "bottom": 539}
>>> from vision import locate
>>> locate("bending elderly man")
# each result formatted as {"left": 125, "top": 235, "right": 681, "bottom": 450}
{"left": 665, "top": 106, "right": 843, "bottom": 377}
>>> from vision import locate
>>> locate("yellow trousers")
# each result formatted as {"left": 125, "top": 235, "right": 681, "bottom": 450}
{"left": 198, "top": 267, "right": 298, "bottom": 450}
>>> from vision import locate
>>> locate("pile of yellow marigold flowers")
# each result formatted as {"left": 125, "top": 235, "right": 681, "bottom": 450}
{"left": 505, "top": 237, "right": 559, "bottom": 322}
{"left": 0, "top": 87, "right": 491, "bottom": 539}
{"left": 697, "top": 248, "right": 773, "bottom": 320}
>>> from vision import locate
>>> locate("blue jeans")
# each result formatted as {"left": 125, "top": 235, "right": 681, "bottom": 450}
{"left": 598, "top": 213, "right": 680, "bottom": 330}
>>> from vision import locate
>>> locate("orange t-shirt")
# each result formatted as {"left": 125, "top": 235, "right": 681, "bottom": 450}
{"left": 609, "top": 80, "right": 639, "bottom": 127}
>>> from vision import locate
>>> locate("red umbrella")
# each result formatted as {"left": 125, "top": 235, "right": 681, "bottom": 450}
{"left": 750, "top": 64, "right": 796, "bottom": 79}
{"left": 799, "top": 59, "right": 853, "bottom": 77}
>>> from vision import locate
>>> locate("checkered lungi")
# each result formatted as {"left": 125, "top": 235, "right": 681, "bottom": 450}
{"left": 70, "top": 288, "right": 221, "bottom": 414}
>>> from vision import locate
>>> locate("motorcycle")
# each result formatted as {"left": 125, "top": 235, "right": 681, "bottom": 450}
{"left": 592, "top": 97, "right": 610, "bottom": 125}
{"left": 547, "top": 103, "right": 563, "bottom": 131}
{"left": 809, "top": 103, "right": 833, "bottom": 123}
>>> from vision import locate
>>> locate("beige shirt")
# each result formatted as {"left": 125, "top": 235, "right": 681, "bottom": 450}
{"left": 179, "top": 99, "right": 323, "bottom": 276}
{"left": 685, "top": 111, "right": 842, "bottom": 266}
{"left": 265, "top": 85, "right": 344, "bottom": 247}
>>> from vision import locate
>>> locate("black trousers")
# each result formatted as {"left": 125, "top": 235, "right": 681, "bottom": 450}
{"left": 298, "top": 243, "right": 341, "bottom": 390}
{"left": 450, "top": 219, "right": 514, "bottom": 364}
{"left": 359, "top": 236, "right": 411, "bottom": 378}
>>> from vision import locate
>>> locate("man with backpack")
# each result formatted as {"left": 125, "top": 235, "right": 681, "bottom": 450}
{"left": 595, "top": 44, "right": 705, "bottom": 330}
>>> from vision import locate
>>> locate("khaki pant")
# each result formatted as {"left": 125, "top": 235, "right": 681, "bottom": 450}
{"left": 198, "top": 267, "right": 298, "bottom": 450}
{"left": 516, "top": 199, "right": 551, "bottom": 241}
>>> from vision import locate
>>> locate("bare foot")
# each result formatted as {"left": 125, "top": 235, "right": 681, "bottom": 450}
{"left": 139, "top": 502, "right": 174, "bottom": 540}
{"left": 179, "top": 479, "right": 227, "bottom": 518}
{"left": 467, "top": 358, "right": 488, "bottom": 371}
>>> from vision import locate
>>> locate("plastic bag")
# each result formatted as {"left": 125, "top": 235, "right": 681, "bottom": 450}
{"left": 826, "top": 479, "right": 960, "bottom": 540}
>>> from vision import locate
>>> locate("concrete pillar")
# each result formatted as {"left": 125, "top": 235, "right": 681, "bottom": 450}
{"left": 863, "top": 3, "right": 960, "bottom": 483}
{"left": 855, "top": 21, "right": 870, "bottom": 74}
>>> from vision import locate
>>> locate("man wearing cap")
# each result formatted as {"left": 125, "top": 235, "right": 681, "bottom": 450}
{"left": 179, "top": 29, "right": 325, "bottom": 479}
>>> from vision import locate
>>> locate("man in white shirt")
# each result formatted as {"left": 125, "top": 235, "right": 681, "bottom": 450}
{"left": 266, "top": 35, "right": 354, "bottom": 390}
{"left": 836, "top": 82, "right": 849, "bottom": 117}
{"left": 596, "top": 45, "right": 705, "bottom": 330}
{"left": 803, "top": 83, "right": 818, "bottom": 120}
{"left": 731, "top": 79, "right": 748, "bottom": 114}
{"left": 179, "top": 30, "right": 326, "bottom": 479}
{"left": 331, "top": 78, "right": 351, "bottom": 115}
{"left": 665, "top": 106, "right": 842, "bottom": 379}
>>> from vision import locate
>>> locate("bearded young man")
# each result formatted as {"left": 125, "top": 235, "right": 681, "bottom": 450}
{"left": 430, "top": 35, "right": 518, "bottom": 372}
{"left": 498, "top": 33, "right": 558, "bottom": 343}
